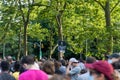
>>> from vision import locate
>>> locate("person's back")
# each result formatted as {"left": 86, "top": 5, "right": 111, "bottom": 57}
{"left": 0, "top": 61, "right": 15, "bottom": 80}
{"left": 0, "top": 73, "right": 15, "bottom": 80}
{"left": 19, "top": 69, "right": 48, "bottom": 80}
{"left": 59, "top": 60, "right": 66, "bottom": 75}
{"left": 12, "top": 72, "right": 19, "bottom": 80}
{"left": 59, "top": 65, "right": 66, "bottom": 75}
{"left": 78, "top": 71, "right": 90, "bottom": 80}
{"left": 19, "top": 55, "right": 48, "bottom": 80}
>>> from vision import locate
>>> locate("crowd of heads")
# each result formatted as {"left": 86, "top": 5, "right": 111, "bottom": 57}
{"left": 0, "top": 53, "right": 120, "bottom": 80}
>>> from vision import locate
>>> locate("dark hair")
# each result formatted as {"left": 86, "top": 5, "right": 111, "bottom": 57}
{"left": 112, "top": 61, "right": 120, "bottom": 70}
{"left": 19, "top": 66, "right": 27, "bottom": 74}
{"left": 14, "top": 61, "right": 20, "bottom": 71}
{"left": 59, "top": 60, "right": 66, "bottom": 66}
{"left": 86, "top": 57, "right": 96, "bottom": 63}
{"left": 1, "top": 61, "right": 10, "bottom": 71}
{"left": 21, "top": 55, "right": 35, "bottom": 65}
{"left": 54, "top": 61, "right": 62, "bottom": 75}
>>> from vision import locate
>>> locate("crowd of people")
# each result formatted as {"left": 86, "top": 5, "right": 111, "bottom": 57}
{"left": 0, "top": 53, "right": 120, "bottom": 80}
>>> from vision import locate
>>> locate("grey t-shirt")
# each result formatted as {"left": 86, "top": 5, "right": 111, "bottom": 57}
{"left": 78, "top": 71, "right": 90, "bottom": 80}
{"left": 0, "top": 73, "right": 15, "bottom": 80}
{"left": 69, "top": 66, "right": 81, "bottom": 80}
{"left": 59, "top": 65, "right": 66, "bottom": 75}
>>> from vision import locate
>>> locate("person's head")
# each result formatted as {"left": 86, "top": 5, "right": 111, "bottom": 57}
{"left": 112, "top": 60, "right": 120, "bottom": 72}
{"left": 108, "top": 53, "right": 120, "bottom": 64}
{"left": 42, "top": 60, "right": 55, "bottom": 75}
{"left": 59, "top": 60, "right": 66, "bottom": 66}
{"left": 6, "top": 56, "right": 13, "bottom": 64}
{"left": 86, "top": 61, "right": 114, "bottom": 80}
{"left": 1, "top": 61, "right": 10, "bottom": 72}
{"left": 14, "top": 61, "right": 20, "bottom": 72}
{"left": 20, "top": 55, "right": 35, "bottom": 69}
{"left": 69, "top": 58, "right": 79, "bottom": 67}
{"left": 54, "top": 61, "right": 61, "bottom": 69}
{"left": 86, "top": 57, "right": 96, "bottom": 63}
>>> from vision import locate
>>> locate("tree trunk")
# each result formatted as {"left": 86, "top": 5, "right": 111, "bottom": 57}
{"left": 3, "top": 43, "right": 5, "bottom": 59}
{"left": 17, "top": 26, "right": 22, "bottom": 60}
{"left": 56, "top": 15, "right": 63, "bottom": 60}
{"left": 23, "top": 23, "right": 28, "bottom": 56}
{"left": 95, "top": 0, "right": 120, "bottom": 54}
{"left": 56, "top": 15, "right": 63, "bottom": 41}
{"left": 105, "top": 0, "right": 113, "bottom": 54}
{"left": 105, "top": 0, "right": 110, "bottom": 27}
{"left": 49, "top": 44, "right": 58, "bottom": 59}
{"left": 49, "top": 34, "right": 52, "bottom": 59}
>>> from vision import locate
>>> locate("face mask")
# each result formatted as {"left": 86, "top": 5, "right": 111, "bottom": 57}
{"left": 108, "top": 59, "right": 112, "bottom": 64}
{"left": 89, "top": 75, "right": 94, "bottom": 80}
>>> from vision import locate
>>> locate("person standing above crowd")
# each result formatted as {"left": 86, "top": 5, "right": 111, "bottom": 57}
{"left": 19, "top": 55, "right": 48, "bottom": 80}
{"left": 66, "top": 58, "right": 81, "bottom": 80}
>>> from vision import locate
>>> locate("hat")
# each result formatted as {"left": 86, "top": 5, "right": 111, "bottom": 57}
{"left": 85, "top": 61, "right": 114, "bottom": 80}
{"left": 108, "top": 53, "right": 120, "bottom": 59}
{"left": 69, "top": 58, "right": 78, "bottom": 63}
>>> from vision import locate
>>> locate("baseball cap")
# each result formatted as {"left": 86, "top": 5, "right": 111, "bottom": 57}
{"left": 69, "top": 58, "right": 79, "bottom": 63}
{"left": 85, "top": 61, "right": 114, "bottom": 80}
{"left": 108, "top": 53, "right": 120, "bottom": 59}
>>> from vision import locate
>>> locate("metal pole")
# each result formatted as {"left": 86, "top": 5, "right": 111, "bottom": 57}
{"left": 86, "top": 39, "right": 87, "bottom": 59}
{"left": 39, "top": 41, "right": 42, "bottom": 60}
{"left": 3, "top": 43, "right": 5, "bottom": 59}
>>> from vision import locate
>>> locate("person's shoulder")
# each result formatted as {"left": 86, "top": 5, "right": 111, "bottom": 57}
{"left": 74, "top": 66, "right": 81, "bottom": 70}
{"left": 78, "top": 72, "right": 89, "bottom": 80}
{"left": 19, "top": 70, "right": 31, "bottom": 80}
{"left": 0, "top": 73, "right": 15, "bottom": 80}
{"left": 19, "top": 70, "right": 30, "bottom": 77}
{"left": 34, "top": 69, "right": 47, "bottom": 74}
{"left": 13, "top": 72, "right": 19, "bottom": 77}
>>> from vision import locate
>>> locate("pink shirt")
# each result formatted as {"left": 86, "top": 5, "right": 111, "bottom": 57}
{"left": 19, "top": 70, "right": 48, "bottom": 80}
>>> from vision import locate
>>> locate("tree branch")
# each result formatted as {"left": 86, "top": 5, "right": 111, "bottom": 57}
{"left": 51, "top": 44, "right": 58, "bottom": 54}
{"left": 31, "top": 3, "right": 50, "bottom": 7}
{"left": 0, "top": 23, "right": 10, "bottom": 42}
{"left": 26, "top": 0, "right": 31, "bottom": 24}
{"left": 111, "top": 0, "right": 120, "bottom": 13}
{"left": 18, "top": 0, "right": 25, "bottom": 23}
{"left": 0, "top": 16, "right": 13, "bottom": 43}
{"left": 94, "top": 0, "right": 105, "bottom": 10}
{"left": 56, "top": 2, "right": 67, "bottom": 27}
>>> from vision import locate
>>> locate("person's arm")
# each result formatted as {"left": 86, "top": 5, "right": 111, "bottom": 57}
{"left": 66, "top": 61, "right": 72, "bottom": 75}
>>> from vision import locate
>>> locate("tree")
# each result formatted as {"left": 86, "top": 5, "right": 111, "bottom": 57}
{"left": 94, "top": 0, "right": 120, "bottom": 54}
{"left": 18, "top": 0, "right": 50, "bottom": 56}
